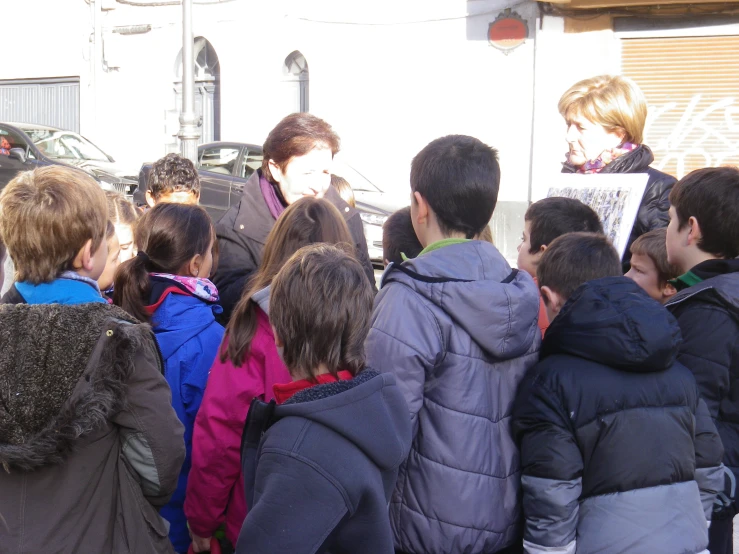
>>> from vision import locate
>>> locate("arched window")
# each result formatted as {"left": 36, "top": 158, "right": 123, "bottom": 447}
{"left": 284, "top": 51, "right": 309, "bottom": 113}
{"left": 173, "top": 37, "right": 221, "bottom": 144}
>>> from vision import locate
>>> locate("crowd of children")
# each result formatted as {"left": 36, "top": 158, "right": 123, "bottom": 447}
{"left": 0, "top": 99, "right": 738, "bottom": 554}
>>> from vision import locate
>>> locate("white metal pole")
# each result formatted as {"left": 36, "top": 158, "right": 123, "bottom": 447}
{"left": 178, "top": 0, "right": 200, "bottom": 163}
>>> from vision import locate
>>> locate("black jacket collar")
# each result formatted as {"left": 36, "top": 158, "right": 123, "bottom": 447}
{"left": 561, "top": 144, "right": 655, "bottom": 174}
{"left": 233, "top": 170, "right": 280, "bottom": 247}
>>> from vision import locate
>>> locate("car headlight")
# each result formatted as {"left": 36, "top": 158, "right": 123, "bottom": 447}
{"left": 360, "top": 212, "right": 388, "bottom": 226}
{"left": 98, "top": 180, "right": 116, "bottom": 192}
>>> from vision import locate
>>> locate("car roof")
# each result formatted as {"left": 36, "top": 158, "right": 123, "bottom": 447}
{"left": 4, "top": 122, "right": 63, "bottom": 132}
{"left": 199, "top": 141, "right": 263, "bottom": 151}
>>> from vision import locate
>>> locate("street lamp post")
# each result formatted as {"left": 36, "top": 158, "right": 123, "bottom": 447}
{"left": 178, "top": 0, "right": 200, "bottom": 163}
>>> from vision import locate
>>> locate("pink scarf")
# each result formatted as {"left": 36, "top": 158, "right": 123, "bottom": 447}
{"left": 570, "top": 143, "right": 638, "bottom": 174}
{"left": 150, "top": 273, "right": 219, "bottom": 303}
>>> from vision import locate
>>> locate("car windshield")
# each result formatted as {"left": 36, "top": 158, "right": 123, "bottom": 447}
{"left": 23, "top": 128, "right": 110, "bottom": 162}
{"left": 332, "top": 158, "right": 382, "bottom": 193}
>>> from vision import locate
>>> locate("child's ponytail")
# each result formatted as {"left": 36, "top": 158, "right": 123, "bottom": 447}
{"left": 113, "top": 203, "right": 214, "bottom": 323}
{"left": 113, "top": 251, "right": 154, "bottom": 322}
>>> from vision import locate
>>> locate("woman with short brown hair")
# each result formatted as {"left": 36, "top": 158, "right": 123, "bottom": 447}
{"left": 212, "top": 113, "right": 375, "bottom": 320}
{"left": 558, "top": 75, "right": 676, "bottom": 269}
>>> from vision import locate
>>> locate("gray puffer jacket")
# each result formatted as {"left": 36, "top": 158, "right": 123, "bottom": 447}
{"left": 366, "top": 240, "right": 541, "bottom": 554}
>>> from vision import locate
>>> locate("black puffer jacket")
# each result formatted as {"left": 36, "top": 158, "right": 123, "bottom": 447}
{"left": 667, "top": 259, "right": 739, "bottom": 506}
{"left": 513, "top": 277, "right": 724, "bottom": 554}
{"left": 212, "top": 170, "right": 375, "bottom": 321}
{"left": 563, "top": 145, "right": 676, "bottom": 270}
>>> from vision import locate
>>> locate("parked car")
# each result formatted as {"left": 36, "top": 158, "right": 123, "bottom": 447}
{"left": 0, "top": 122, "right": 137, "bottom": 195}
{"left": 134, "top": 142, "right": 263, "bottom": 221}
{"left": 135, "top": 142, "right": 404, "bottom": 267}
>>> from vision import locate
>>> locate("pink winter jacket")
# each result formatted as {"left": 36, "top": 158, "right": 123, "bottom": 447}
{"left": 184, "top": 307, "right": 290, "bottom": 545}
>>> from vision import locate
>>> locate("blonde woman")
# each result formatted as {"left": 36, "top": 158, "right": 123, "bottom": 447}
{"left": 558, "top": 75, "right": 676, "bottom": 269}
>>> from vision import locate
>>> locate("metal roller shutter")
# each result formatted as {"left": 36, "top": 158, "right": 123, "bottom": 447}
{"left": 0, "top": 78, "right": 80, "bottom": 132}
{"left": 621, "top": 35, "right": 739, "bottom": 179}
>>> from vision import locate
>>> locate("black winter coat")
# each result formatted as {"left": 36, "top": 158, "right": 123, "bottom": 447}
{"left": 212, "top": 170, "right": 375, "bottom": 321}
{"left": 563, "top": 144, "right": 676, "bottom": 270}
{"left": 513, "top": 277, "right": 724, "bottom": 554}
{"left": 667, "top": 260, "right": 739, "bottom": 497}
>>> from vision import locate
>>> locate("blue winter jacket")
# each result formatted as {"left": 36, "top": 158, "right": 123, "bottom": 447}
{"left": 366, "top": 240, "right": 541, "bottom": 554}
{"left": 150, "top": 286, "right": 225, "bottom": 553}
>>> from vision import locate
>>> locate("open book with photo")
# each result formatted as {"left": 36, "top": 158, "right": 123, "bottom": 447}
{"left": 546, "top": 173, "right": 650, "bottom": 258}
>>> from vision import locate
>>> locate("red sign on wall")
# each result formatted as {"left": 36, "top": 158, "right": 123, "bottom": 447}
{"left": 488, "top": 9, "right": 529, "bottom": 54}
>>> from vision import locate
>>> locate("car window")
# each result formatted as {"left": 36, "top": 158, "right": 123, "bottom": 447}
{"left": 22, "top": 128, "right": 110, "bottom": 162}
{"left": 198, "top": 146, "right": 240, "bottom": 176}
{"left": 240, "top": 149, "right": 264, "bottom": 180}
{"left": 0, "top": 126, "right": 28, "bottom": 155}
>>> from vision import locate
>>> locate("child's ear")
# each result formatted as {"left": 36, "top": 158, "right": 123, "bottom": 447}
{"left": 413, "top": 191, "right": 429, "bottom": 225}
{"left": 186, "top": 253, "right": 203, "bottom": 278}
{"left": 540, "top": 285, "right": 565, "bottom": 317}
{"left": 145, "top": 190, "right": 157, "bottom": 208}
{"left": 661, "top": 281, "right": 678, "bottom": 302}
{"left": 687, "top": 216, "right": 703, "bottom": 246}
{"left": 72, "top": 239, "right": 95, "bottom": 272}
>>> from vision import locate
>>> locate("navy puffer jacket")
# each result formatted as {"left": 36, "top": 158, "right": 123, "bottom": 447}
{"left": 514, "top": 277, "right": 724, "bottom": 554}
{"left": 667, "top": 260, "right": 739, "bottom": 507}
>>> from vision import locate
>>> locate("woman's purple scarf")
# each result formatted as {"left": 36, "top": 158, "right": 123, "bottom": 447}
{"left": 259, "top": 173, "right": 287, "bottom": 220}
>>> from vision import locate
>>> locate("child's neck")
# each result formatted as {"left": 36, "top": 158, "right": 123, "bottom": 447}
{"left": 680, "top": 249, "right": 722, "bottom": 275}
{"left": 291, "top": 363, "right": 331, "bottom": 382}
{"left": 421, "top": 230, "right": 467, "bottom": 249}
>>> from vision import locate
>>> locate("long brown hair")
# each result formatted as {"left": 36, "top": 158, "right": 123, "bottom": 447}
{"left": 223, "top": 197, "right": 352, "bottom": 365}
{"left": 113, "top": 203, "right": 215, "bottom": 322}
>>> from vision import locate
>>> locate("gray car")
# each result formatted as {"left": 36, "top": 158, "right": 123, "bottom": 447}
{"left": 0, "top": 122, "right": 137, "bottom": 195}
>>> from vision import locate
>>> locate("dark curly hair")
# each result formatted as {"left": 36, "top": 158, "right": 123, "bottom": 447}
{"left": 149, "top": 153, "right": 201, "bottom": 201}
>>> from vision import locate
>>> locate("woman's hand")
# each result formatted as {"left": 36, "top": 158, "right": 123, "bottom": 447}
{"left": 190, "top": 533, "right": 213, "bottom": 553}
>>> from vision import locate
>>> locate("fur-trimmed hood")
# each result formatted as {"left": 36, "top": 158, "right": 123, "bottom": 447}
{"left": 0, "top": 302, "right": 158, "bottom": 471}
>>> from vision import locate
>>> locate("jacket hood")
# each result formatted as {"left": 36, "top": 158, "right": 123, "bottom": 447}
{"left": 274, "top": 370, "right": 411, "bottom": 471}
{"left": 251, "top": 286, "right": 270, "bottom": 315}
{"left": 383, "top": 241, "right": 540, "bottom": 360}
{"left": 151, "top": 294, "right": 221, "bottom": 359}
{"left": 543, "top": 276, "right": 681, "bottom": 372}
{"left": 0, "top": 303, "right": 145, "bottom": 470}
{"left": 15, "top": 276, "right": 107, "bottom": 306}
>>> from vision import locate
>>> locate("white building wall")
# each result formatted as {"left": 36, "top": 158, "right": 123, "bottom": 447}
{"left": 0, "top": 0, "right": 624, "bottom": 258}
{"left": 530, "top": 16, "right": 621, "bottom": 201}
